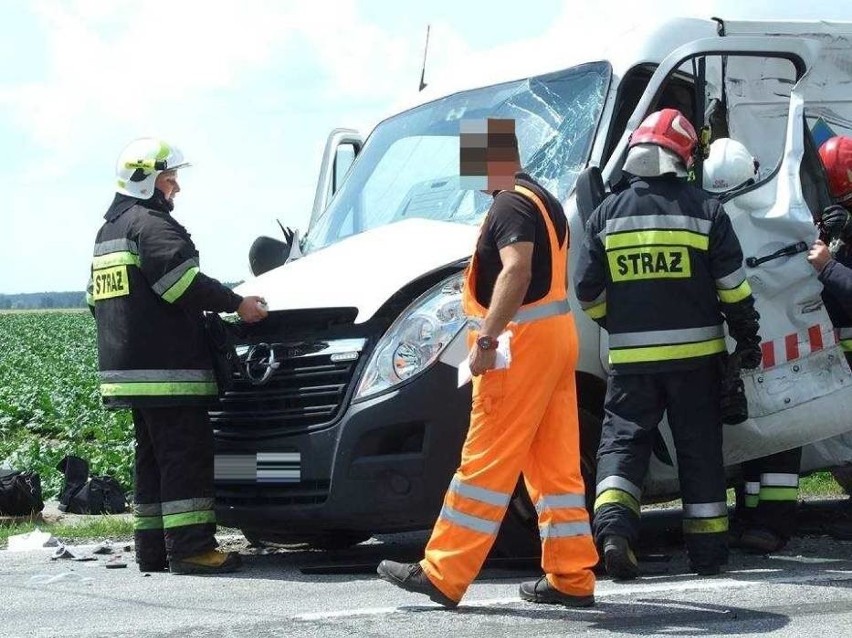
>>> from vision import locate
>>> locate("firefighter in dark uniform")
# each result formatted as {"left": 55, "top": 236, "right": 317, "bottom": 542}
{"left": 811, "top": 135, "right": 852, "bottom": 495}
{"left": 87, "top": 138, "right": 267, "bottom": 574}
{"left": 702, "top": 138, "right": 802, "bottom": 553}
{"left": 574, "top": 109, "right": 762, "bottom": 578}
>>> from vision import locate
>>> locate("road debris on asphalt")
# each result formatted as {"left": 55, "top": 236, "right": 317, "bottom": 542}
{"left": 29, "top": 572, "right": 93, "bottom": 586}
{"left": 7, "top": 528, "right": 57, "bottom": 551}
{"left": 50, "top": 543, "right": 96, "bottom": 562}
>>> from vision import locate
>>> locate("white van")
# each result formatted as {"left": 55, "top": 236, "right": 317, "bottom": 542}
{"left": 212, "top": 17, "right": 852, "bottom": 552}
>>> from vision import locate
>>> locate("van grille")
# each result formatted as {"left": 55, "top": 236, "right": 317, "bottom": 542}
{"left": 215, "top": 480, "right": 330, "bottom": 507}
{"left": 209, "top": 338, "right": 366, "bottom": 435}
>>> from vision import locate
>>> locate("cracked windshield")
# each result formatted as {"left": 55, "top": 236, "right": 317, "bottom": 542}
{"left": 303, "top": 61, "right": 610, "bottom": 253}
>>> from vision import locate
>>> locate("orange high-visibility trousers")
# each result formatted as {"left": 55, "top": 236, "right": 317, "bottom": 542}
{"left": 420, "top": 185, "right": 598, "bottom": 603}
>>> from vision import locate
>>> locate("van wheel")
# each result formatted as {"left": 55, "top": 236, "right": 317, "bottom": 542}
{"left": 490, "top": 408, "right": 601, "bottom": 559}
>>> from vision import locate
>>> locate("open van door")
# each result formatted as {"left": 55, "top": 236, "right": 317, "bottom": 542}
{"left": 309, "top": 128, "right": 364, "bottom": 231}
{"left": 600, "top": 35, "right": 852, "bottom": 478}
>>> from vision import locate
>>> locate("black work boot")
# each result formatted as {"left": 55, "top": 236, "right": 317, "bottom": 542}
{"left": 690, "top": 562, "right": 722, "bottom": 576}
{"left": 138, "top": 560, "right": 169, "bottom": 573}
{"left": 376, "top": 560, "right": 458, "bottom": 608}
{"left": 602, "top": 535, "right": 639, "bottom": 580}
{"left": 739, "top": 526, "right": 785, "bottom": 554}
{"left": 519, "top": 576, "right": 595, "bottom": 607}
{"left": 169, "top": 550, "right": 242, "bottom": 575}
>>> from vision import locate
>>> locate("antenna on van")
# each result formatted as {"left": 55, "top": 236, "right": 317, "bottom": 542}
{"left": 419, "top": 24, "right": 431, "bottom": 92}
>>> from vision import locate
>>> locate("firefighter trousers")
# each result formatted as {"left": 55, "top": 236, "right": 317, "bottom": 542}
{"left": 421, "top": 315, "right": 598, "bottom": 603}
{"left": 132, "top": 406, "right": 218, "bottom": 565}
{"left": 740, "top": 448, "right": 801, "bottom": 540}
{"left": 593, "top": 362, "right": 728, "bottom": 569}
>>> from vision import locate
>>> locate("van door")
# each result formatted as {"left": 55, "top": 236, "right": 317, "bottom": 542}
{"left": 600, "top": 36, "right": 852, "bottom": 480}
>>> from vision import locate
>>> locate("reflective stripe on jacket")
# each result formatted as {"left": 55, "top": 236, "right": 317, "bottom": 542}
{"left": 574, "top": 175, "right": 753, "bottom": 373}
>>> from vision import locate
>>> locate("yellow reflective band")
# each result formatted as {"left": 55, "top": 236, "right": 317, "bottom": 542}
{"left": 609, "top": 338, "right": 726, "bottom": 365}
{"left": 594, "top": 489, "right": 640, "bottom": 515}
{"left": 607, "top": 246, "right": 691, "bottom": 282}
{"left": 162, "top": 510, "right": 216, "bottom": 529}
{"left": 162, "top": 267, "right": 199, "bottom": 303}
{"left": 92, "top": 251, "right": 140, "bottom": 269}
{"left": 683, "top": 516, "right": 729, "bottom": 534}
{"left": 758, "top": 486, "right": 798, "bottom": 502}
{"left": 586, "top": 301, "right": 607, "bottom": 319}
{"left": 605, "top": 229, "right": 709, "bottom": 251}
{"left": 100, "top": 381, "right": 218, "bottom": 397}
{"left": 156, "top": 141, "right": 170, "bottom": 160}
{"left": 840, "top": 339, "right": 852, "bottom": 353}
{"left": 92, "top": 265, "right": 130, "bottom": 301}
{"left": 718, "top": 280, "right": 752, "bottom": 303}
{"left": 744, "top": 495, "right": 759, "bottom": 508}
{"left": 134, "top": 515, "right": 164, "bottom": 530}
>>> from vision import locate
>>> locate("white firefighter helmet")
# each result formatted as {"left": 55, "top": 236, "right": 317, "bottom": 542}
{"left": 703, "top": 138, "right": 757, "bottom": 193}
{"left": 115, "top": 138, "right": 190, "bottom": 199}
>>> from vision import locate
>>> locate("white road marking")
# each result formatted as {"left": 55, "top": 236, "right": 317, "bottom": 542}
{"left": 293, "top": 569, "right": 852, "bottom": 621}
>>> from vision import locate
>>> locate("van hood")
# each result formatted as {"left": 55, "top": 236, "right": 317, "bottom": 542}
{"left": 235, "top": 218, "right": 478, "bottom": 323}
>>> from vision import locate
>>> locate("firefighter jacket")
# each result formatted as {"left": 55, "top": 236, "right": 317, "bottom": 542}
{"left": 573, "top": 175, "right": 759, "bottom": 374}
{"left": 87, "top": 193, "right": 243, "bottom": 408}
{"left": 819, "top": 246, "right": 852, "bottom": 353}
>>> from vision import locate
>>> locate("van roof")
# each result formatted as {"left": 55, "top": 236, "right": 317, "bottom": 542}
{"left": 374, "top": 17, "right": 852, "bottom": 130}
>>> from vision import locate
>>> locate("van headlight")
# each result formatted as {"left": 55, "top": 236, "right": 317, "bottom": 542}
{"left": 354, "top": 273, "right": 467, "bottom": 401}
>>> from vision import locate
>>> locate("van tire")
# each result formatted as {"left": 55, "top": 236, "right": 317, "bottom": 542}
{"left": 491, "top": 408, "right": 601, "bottom": 559}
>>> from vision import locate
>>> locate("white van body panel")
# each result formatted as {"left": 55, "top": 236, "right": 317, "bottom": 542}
{"left": 236, "top": 218, "right": 476, "bottom": 323}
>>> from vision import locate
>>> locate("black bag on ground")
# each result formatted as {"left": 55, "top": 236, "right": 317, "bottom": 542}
{"left": 57, "top": 455, "right": 128, "bottom": 514}
{"left": 203, "top": 312, "right": 241, "bottom": 394}
{"left": 0, "top": 471, "right": 44, "bottom": 516}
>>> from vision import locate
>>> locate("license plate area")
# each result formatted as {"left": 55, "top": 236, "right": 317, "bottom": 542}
{"left": 214, "top": 452, "right": 301, "bottom": 484}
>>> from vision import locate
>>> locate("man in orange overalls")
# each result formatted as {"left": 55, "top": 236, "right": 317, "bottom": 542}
{"left": 377, "top": 118, "right": 598, "bottom": 608}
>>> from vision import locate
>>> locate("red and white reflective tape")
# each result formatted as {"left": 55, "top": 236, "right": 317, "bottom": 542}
{"left": 759, "top": 324, "right": 840, "bottom": 370}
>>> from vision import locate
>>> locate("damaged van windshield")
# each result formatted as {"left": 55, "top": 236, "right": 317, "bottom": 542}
{"left": 303, "top": 62, "right": 610, "bottom": 254}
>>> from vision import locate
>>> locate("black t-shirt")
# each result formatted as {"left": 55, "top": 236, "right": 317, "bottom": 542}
{"left": 473, "top": 173, "right": 568, "bottom": 307}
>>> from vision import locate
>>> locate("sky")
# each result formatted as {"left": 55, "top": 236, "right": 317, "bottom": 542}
{"left": 1, "top": 0, "right": 850, "bottom": 294}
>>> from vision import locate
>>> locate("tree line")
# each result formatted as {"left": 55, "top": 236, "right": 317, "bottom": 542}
{"left": 0, "top": 283, "right": 242, "bottom": 310}
{"left": 0, "top": 292, "right": 87, "bottom": 310}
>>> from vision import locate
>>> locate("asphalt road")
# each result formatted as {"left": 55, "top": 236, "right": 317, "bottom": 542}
{"left": 3, "top": 504, "right": 852, "bottom": 638}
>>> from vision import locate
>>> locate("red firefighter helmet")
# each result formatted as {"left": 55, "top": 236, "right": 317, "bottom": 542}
{"left": 818, "top": 135, "right": 852, "bottom": 203}
{"left": 629, "top": 108, "right": 698, "bottom": 168}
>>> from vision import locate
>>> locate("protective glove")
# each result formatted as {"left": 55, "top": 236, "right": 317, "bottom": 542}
{"left": 819, "top": 205, "right": 852, "bottom": 241}
{"left": 734, "top": 339, "right": 762, "bottom": 370}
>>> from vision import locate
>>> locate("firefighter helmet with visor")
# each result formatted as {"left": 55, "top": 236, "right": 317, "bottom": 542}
{"left": 115, "top": 138, "right": 190, "bottom": 199}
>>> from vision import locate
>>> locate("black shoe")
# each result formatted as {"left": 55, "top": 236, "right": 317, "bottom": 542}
{"left": 138, "top": 561, "right": 169, "bottom": 573}
{"left": 376, "top": 560, "right": 458, "bottom": 608}
{"left": 519, "top": 576, "right": 595, "bottom": 607}
{"left": 602, "top": 535, "right": 639, "bottom": 580}
{"left": 691, "top": 563, "right": 722, "bottom": 576}
{"left": 169, "top": 550, "right": 242, "bottom": 575}
{"left": 739, "top": 527, "right": 786, "bottom": 554}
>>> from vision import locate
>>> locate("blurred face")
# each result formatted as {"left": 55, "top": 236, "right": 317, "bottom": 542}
{"left": 155, "top": 170, "right": 180, "bottom": 201}
{"left": 459, "top": 118, "right": 520, "bottom": 193}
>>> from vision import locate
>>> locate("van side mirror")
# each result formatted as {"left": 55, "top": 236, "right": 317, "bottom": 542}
{"left": 575, "top": 166, "right": 606, "bottom": 227}
{"left": 248, "top": 221, "right": 302, "bottom": 276}
{"left": 248, "top": 236, "right": 290, "bottom": 276}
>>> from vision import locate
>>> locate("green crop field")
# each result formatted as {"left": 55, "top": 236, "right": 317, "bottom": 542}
{"left": 0, "top": 311, "right": 845, "bottom": 508}
{"left": 0, "top": 312, "right": 133, "bottom": 499}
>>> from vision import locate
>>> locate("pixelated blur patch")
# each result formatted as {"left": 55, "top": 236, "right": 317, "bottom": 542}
{"left": 459, "top": 118, "right": 518, "bottom": 189}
